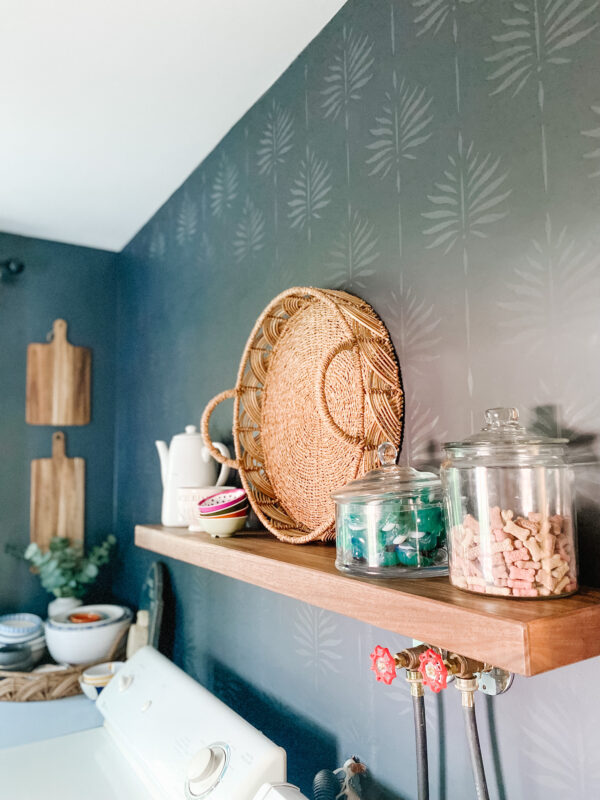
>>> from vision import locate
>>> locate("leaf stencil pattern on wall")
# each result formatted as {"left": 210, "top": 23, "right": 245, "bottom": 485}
{"left": 413, "top": 0, "right": 477, "bottom": 38}
{"left": 367, "top": 3, "right": 433, "bottom": 257}
{"left": 385, "top": 286, "right": 443, "bottom": 462}
{"left": 287, "top": 63, "right": 332, "bottom": 249}
{"left": 197, "top": 232, "right": 216, "bottom": 270}
{"left": 386, "top": 287, "right": 441, "bottom": 378}
{"left": 367, "top": 79, "right": 433, "bottom": 182}
{"left": 487, "top": 0, "right": 598, "bottom": 192}
{"left": 582, "top": 105, "right": 600, "bottom": 177}
{"left": 321, "top": 25, "right": 374, "bottom": 123}
{"left": 423, "top": 135, "right": 511, "bottom": 253}
{"left": 322, "top": 24, "right": 374, "bottom": 201}
{"left": 404, "top": 392, "right": 446, "bottom": 465}
{"left": 413, "top": 0, "right": 494, "bottom": 421}
{"left": 293, "top": 606, "right": 342, "bottom": 690}
{"left": 257, "top": 99, "right": 294, "bottom": 273}
{"left": 148, "top": 227, "right": 167, "bottom": 260}
{"left": 423, "top": 133, "right": 510, "bottom": 405}
{"left": 328, "top": 207, "right": 379, "bottom": 290}
{"left": 288, "top": 148, "right": 332, "bottom": 236}
{"left": 523, "top": 689, "right": 600, "bottom": 793}
{"left": 234, "top": 197, "right": 266, "bottom": 263}
{"left": 487, "top": 0, "right": 598, "bottom": 96}
{"left": 257, "top": 100, "right": 295, "bottom": 176}
{"left": 211, "top": 152, "right": 239, "bottom": 218}
{"left": 498, "top": 214, "right": 600, "bottom": 352}
{"left": 176, "top": 193, "right": 198, "bottom": 247}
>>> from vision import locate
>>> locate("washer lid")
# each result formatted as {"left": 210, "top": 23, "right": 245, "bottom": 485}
{"left": 97, "top": 647, "right": 286, "bottom": 799}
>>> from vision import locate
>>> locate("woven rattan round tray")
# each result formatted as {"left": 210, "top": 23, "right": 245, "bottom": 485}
{"left": 201, "top": 287, "right": 404, "bottom": 543}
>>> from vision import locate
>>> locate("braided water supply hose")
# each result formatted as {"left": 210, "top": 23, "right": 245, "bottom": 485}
{"left": 456, "top": 677, "right": 490, "bottom": 800}
{"left": 371, "top": 645, "right": 430, "bottom": 800}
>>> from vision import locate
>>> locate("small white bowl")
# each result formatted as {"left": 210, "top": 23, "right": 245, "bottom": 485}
{"left": 44, "top": 610, "right": 131, "bottom": 666}
{"left": 200, "top": 515, "right": 248, "bottom": 538}
{"left": 48, "top": 604, "right": 125, "bottom": 628}
{"left": 80, "top": 661, "right": 124, "bottom": 700}
{"left": 82, "top": 661, "right": 124, "bottom": 686}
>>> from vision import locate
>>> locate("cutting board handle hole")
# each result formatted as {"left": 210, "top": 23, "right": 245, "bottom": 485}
{"left": 48, "top": 318, "right": 67, "bottom": 342}
{"left": 52, "top": 431, "right": 66, "bottom": 458}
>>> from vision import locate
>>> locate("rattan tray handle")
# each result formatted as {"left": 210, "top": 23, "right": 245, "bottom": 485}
{"left": 316, "top": 337, "right": 368, "bottom": 446}
{"left": 201, "top": 389, "right": 240, "bottom": 469}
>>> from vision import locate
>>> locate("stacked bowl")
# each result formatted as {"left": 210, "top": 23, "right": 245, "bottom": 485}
{"left": 79, "top": 660, "right": 124, "bottom": 700}
{"left": 0, "top": 614, "right": 45, "bottom": 671}
{"left": 45, "top": 604, "right": 132, "bottom": 666}
{"left": 195, "top": 488, "right": 248, "bottom": 537}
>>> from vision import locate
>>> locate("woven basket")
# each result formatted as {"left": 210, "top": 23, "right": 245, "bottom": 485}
{"left": 201, "top": 287, "right": 404, "bottom": 543}
{"left": 0, "top": 626, "right": 128, "bottom": 702}
{"left": 0, "top": 666, "right": 86, "bottom": 702}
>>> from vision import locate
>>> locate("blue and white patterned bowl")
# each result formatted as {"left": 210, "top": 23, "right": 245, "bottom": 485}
{"left": 47, "top": 604, "right": 128, "bottom": 630}
{"left": 0, "top": 614, "right": 43, "bottom": 640}
{"left": 45, "top": 609, "right": 132, "bottom": 666}
{"left": 0, "top": 629, "right": 43, "bottom": 646}
{"left": 0, "top": 643, "right": 34, "bottom": 671}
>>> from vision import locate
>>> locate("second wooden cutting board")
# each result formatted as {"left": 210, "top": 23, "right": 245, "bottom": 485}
{"left": 30, "top": 432, "right": 85, "bottom": 550}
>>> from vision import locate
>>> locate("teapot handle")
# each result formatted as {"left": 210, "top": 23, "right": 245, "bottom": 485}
{"left": 200, "top": 389, "right": 239, "bottom": 469}
{"left": 212, "top": 442, "right": 231, "bottom": 486}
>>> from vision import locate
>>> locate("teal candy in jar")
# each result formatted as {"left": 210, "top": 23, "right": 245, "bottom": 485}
{"left": 332, "top": 442, "right": 448, "bottom": 578}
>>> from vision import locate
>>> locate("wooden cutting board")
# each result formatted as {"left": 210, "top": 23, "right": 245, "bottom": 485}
{"left": 30, "top": 432, "right": 85, "bottom": 550}
{"left": 26, "top": 319, "right": 91, "bottom": 425}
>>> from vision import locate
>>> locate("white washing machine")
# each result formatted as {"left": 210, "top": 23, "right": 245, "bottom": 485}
{"left": 0, "top": 646, "right": 308, "bottom": 800}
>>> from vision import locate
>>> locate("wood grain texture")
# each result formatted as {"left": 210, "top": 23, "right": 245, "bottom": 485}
{"left": 135, "top": 524, "right": 600, "bottom": 676}
{"left": 30, "top": 432, "right": 85, "bottom": 550}
{"left": 26, "top": 319, "right": 91, "bottom": 425}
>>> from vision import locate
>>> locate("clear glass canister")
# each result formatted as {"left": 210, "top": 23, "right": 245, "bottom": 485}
{"left": 332, "top": 443, "right": 448, "bottom": 577}
{"left": 441, "top": 408, "right": 578, "bottom": 599}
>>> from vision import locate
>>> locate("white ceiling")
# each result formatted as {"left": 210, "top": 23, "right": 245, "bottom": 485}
{"left": 0, "top": 0, "right": 346, "bottom": 252}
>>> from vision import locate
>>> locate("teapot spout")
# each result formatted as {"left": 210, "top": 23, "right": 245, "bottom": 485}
{"left": 155, "top": 441, "right": 169, "bottom": 487}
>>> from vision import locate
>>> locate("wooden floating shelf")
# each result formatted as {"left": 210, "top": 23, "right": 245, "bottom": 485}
{"left": 135, "top": 524, "right": 600, "bottom": 677}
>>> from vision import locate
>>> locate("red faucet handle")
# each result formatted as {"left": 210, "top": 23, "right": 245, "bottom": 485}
{"left": 370, "top": 645, "right": 397, "bottom": 685}
{"left": 418, "top": 648, "right": 448, "bottom": 693}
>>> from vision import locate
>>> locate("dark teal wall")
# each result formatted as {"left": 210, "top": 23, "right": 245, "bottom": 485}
{"left": 114, "top": 1, "right": 600, "bottom": 798}
{"left": 3, "top": 0, "right": 600, "bottom": 797}
{"left": 0, "top": 233, "right": 117, "bottom": 617}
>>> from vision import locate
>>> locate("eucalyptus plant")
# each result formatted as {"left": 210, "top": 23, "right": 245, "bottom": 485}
{"left": 21, "top": 535, "right": 116, "bottom": 599}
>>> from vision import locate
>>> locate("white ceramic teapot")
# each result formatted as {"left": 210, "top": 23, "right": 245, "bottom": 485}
{"left": 156, "top": 425, "right": 231, "bottom": 527}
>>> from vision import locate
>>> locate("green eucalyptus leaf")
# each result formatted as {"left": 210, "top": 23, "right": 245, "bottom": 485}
{"left": 24, "top": 543, "right": 39, "bottom": 560}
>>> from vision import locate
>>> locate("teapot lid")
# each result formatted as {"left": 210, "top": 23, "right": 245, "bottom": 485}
{"left": 331, "top": 442, "right": 440, "bottom": 503}
{"left": 174, "top": 425, "right": 202, "bottom": 438}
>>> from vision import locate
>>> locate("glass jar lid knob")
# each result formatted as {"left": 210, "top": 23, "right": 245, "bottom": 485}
{"left": 378, "top": 442, "right": 398, "bottom": 466}
{"left": 484, "top": 407, "right": 522, "bottom": 429}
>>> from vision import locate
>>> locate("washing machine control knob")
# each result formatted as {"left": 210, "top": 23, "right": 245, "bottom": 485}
{"left": 186, "top": 745, "right": 227, "bottom": 797}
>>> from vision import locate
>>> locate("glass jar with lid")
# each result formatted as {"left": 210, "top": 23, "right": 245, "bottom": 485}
{"left": 441, "top": 408, "right": 578, "bottom": 599}
{"left": 332, "top": 442, "right": 448, "bottom": 577}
